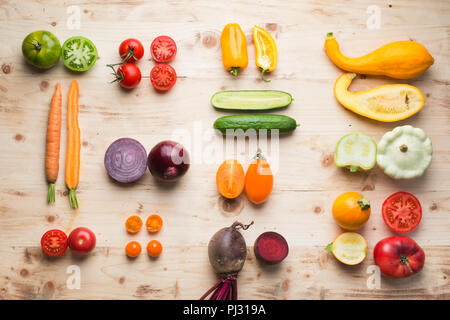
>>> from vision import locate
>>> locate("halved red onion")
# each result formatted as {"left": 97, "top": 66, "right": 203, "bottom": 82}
{"left": 104, "top": 138, "right": 147, "bottom": 183}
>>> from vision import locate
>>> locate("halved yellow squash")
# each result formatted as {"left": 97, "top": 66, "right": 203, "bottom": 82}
{"left": 334, "top": 73, "right": 425, "bottom": 122}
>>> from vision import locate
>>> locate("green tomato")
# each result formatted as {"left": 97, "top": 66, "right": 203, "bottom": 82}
{"left": 22, "top": 30, "right": 61, "bottom": 69}
{"left": 61, "top": 36, "right": 98, "bottom": 72}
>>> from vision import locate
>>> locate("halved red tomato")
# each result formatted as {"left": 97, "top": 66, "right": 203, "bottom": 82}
{"left": 150, "top": 36, "right": 177, "bottom": 63}
{"left": 382, "top": 192, "right": 422, "bottom": 233}
{"left": 150, "top": 64, "right": 177, "bottom": 91}
{"left": 41, "top": 229, "right": 68, "bottom": 257}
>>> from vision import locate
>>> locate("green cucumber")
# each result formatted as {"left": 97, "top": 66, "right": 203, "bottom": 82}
{"left": 211, "top": 90, "right": 292, "bottom": 111}
{"left": 213, "top": 114, "right": 298, "bottom": 134}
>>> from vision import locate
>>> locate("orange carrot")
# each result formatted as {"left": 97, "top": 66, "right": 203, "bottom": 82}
{"left": 45, "top": 83, "right": 62, "bottom": 203}
{"left": 65, "top": 80, "right": 80, "bottom": 209}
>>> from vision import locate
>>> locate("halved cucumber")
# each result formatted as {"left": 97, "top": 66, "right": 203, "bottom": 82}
{"left": 334, "top": 132, "right": 377, "bottom": 172}
{"left": 213, "top": 114, "right": 298, "bottom": 134}
{"left": 211, "top": 90, "right": 292, "bottom": 111}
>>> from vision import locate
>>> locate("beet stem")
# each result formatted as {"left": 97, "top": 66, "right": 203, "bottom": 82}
{"left": 199, "top": 279, "right": 222, "bottom": 300}
{"left": 232, "top": 221, "right": 254, "bottom": 230}
{"left": 200, "top": 275, "right": 237, "bottom": 300}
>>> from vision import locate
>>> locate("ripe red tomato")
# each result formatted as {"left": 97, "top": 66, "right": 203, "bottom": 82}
{"left": 382, "top": 192, "right": 422, "bottom": 233}
{"left": 41, "top": 229, "right": 68, "bottom": 257}
{"left": 150, "top": 36, "right": 177, "bottom": 63}
{"left": 68, "top": 227, "right": 96, "bottom": 255}
{"left": 374, "top": 236, "right": 425, "bottom": 278}
{"left": 113, "top": 63, "right": 141, "bottom": 89}
{"left": 119, "top": 38, "right": 144, "bottom": 63}
{"left": 150, "top": 64, "right": 177, "bottom": 91}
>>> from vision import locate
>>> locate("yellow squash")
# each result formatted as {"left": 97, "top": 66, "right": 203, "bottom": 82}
{"left": 334, "top": 73, "right": 425, "bottom": 122}
{"left": 325, "top": 32, "right": 434, "bottom": 79}
{"left": 253, "top": 26, "right": 277, "bottom": 81}
{"left": 220, "top": 23, "right": 248, "bottom": 76}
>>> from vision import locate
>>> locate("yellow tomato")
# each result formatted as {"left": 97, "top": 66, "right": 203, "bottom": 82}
{"left": 332, "top": 192, "right": 370, "bottom": 230}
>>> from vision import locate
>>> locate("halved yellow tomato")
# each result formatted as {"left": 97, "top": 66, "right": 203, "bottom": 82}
{"left": 326, "top": 232, "right": 367, "bottom": 265}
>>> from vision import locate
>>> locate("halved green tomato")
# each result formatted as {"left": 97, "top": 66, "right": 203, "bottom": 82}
{"left": 61, "top": 36, "right": 98, "bottom": 72}
{"left": 334, "top": 132, "right": 377, "bottom": 172}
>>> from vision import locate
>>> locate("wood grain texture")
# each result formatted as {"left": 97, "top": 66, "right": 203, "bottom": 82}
{"left": 0, "top": 0, "right": 449, "bottom": 299}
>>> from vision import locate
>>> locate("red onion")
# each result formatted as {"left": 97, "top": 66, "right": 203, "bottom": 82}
{"left": 147, "top": 140, "right": 190, "bottom": 181}
{"left": 104, "top": 138, "right": 147, "bottom": 183}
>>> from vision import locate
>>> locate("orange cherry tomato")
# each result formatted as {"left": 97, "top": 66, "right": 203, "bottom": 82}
{"left": 147, "top": 240, "right": 162, "bottom": 257}
{"left": 146, "top": 214, "right": 163, "bottom": 233}
{"left": 244, "top": 151, "right": 273, "bottom": 204}
{"left": 125, "top": 215, "right": 143, "bottom": 234}
{"left": 216, "top": 159, "right": 245, "bottom": 199}
{"left": 125, "top": 241, "right": 142, "bottom": 258}
{"left": 332, "top": 192, "right": 371, "bottom": 230}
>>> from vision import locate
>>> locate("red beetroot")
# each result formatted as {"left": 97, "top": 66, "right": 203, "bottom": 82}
{"left": 254, "top": 231, "right": 289, "bottom": 264}
{"left": 200, "top": 221, "right": 253, "bottom": 300}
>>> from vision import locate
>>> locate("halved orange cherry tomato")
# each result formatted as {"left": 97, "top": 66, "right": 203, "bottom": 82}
{"left": 147, "top": 240, "right": 162, "bottom": 257}
{"left": 216, "top": 159, "right": 245, "bottom": 199}
{"left": 125, "top": 241, "right": 142, "bottom": 258}
{"left": 244, "top": 150, "right": 273, "bottom": 204}
{"left": 125, "top": 215, "right": 143, "bottom": 234}
{"left": 146, "top": 214, "right": 163, "bottom": 233}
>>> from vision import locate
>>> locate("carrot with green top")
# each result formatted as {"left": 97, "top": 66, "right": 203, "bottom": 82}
{"left": 65, "top": 80, "right": 80, "bottom": 209}
{"left": 45, "top": 83, "right": 62, "bottom": 203}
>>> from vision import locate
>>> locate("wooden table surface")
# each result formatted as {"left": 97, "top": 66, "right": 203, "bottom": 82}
{"left": 0, "top": 0, "right": 449, "bottom": 300}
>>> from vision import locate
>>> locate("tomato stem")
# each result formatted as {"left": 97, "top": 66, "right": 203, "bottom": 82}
{"left": 400, "top": 255, "right": 413, "bottom": 273}
{"left": 107, "top": 64, "right": 125, "bottom": 83}
{"left": 358, "top": 196, "right": 371, "bottom": 210}
{"left": 120, "top": 45, "right": 138, "bottom": 63}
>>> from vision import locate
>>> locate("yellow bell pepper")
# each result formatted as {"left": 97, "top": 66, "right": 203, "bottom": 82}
{"left": 253, "top": 26, "right": 277, "bottom": 82}
{"left": 220, "top": 23, "right": 248, "bottom": 76}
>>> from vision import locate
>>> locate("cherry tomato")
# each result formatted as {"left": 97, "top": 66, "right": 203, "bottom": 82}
{"left": 41, "top": 229, "right": 68, "bottom": 257}
{"left": 244, "top": 151, "right": 273, "bottom": 204}
{"left": 125, "top": 241, "right": 142, "bottom": 258}
{"left": 119, "top": 38, "right": 144, "bottom": 63}
{"left": 147, "top": 240, "right": 162, "bottom": 257}
{"left": 125, "top": 215, "right": 143, "bottom": 234}
{"left": 113, "top": 63, "right": 142, "bottom": 89}
{"left": 146, "top": 214, "right": 163, "bottom": 233}
{"left": 382, "top": 192, "right": 422, "bottom": 233}
{"left": 374, "top": 236, "right": 425, "bottom": 278}
{"left": 150, "top": 36, "right": 177, "bottom": 63}
{"left": 68, "top": 227, "right": 96, "bottom": 255}
{"left": 150, "top": 64, "right": 177, "bottom": 91}
{"left": 216, "top": 159, "right": 245, "bottom": 199}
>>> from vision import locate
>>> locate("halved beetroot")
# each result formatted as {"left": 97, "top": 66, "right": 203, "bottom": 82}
{"left": 254, "top": 231, "right": 289, "bottom": 264}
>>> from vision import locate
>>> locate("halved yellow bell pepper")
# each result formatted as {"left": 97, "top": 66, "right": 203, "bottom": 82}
{"left": 253, "top": 26, "right": 277, "bottom": 82}
{"left": 220, "top": 23, "right": 248, "bottom": 76}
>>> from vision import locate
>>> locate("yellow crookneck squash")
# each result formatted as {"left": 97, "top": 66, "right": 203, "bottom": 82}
{"left": 334, "top": 73, "right": 425, "bottom": 122}
{"left": 325, "top": 32, "right": 434, "bottom": 79}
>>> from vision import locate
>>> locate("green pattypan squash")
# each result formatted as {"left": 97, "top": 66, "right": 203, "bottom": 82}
{"left": 377, "top": 125, "right": 432, "bottom": 179}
